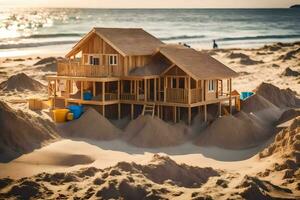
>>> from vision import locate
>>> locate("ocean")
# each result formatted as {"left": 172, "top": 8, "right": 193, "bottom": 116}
{"left": 0, "top": 8, "right": 299, "bottom": 57}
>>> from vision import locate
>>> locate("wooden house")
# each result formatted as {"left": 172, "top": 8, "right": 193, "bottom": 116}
{"left": 47, "top": 27, "right": 239, "bottom": 124}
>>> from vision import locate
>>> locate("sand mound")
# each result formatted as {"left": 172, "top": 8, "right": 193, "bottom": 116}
{"left": 282, "top": 67, "right": 300, "bottom": 77}
{"left": 227, "top": 52, "right": 249, "bottom": 59}
{"left": 0, "top": 73, "right": 45, "bottom": 91}
{"left": 123, "top": 115, "right": 188, "bottom": 148}
{"left": 259, "top": 117, "right": 300, "bottom": 161}
{"left": 58, "top": 108, "right": 121, "bottom": 140}
{"left": 0, "top": 101, "right": 58, "bottom": 162}
{"left": 279, "top": 47, "right": 300, "bottom": 60}
{"left": 234, "top": 175, "right": 293, "bottom": 200}
{"left": 255, "top": 82, "right": 300, "bottom": 108}
{"left": 277, "top": 109, "right": 300, "bottom": 124}
{"left": 33, "top": 57, "right": 57, "bottom": 66}
{"left": 195, "top": 111, "right": 272, "bottom": 149}
{"left": 0, "top": 155, "right": 219, "bottom": 199}
{"left": 241, "top": 94, "right": 282, "bottom": 123}
{"left": 240, "top": 57, "right": 264, "bottom": 65}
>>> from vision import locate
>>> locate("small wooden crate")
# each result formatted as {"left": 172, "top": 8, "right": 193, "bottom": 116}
{"left": 28, "top": 99, "right": 43, "bottom": 110}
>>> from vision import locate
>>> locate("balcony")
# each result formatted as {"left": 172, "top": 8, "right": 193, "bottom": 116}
{"left": 57, "top": 61, "right": 110, "bottom": 77}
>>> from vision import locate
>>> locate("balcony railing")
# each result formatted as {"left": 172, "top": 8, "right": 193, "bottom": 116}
{"left": 166, "top": 88, "right": 188, "bottom": 104}
{"left": 57, "top": 61, "right": 110, "bottom": 77}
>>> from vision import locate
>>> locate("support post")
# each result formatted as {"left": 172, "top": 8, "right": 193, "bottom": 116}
{"left": 164, "top": 77, "right": 167, "bottom": 102}
{"left": 102, "top": 105, "right": 105, "bottom": 117}
{"left": 204, "top": 104, "right": 207, "bottom": 122}
{"left": 80, "top": 81, "right": 83, "bottom": 100}
{"left": 229, "top": 78, "right": 232, "bottom": 114}
{"left": 131, "top": 104, "right": 134, "bottom": 119}
{"left": 218, "top": 102, "right": 222, "bottom": 117}
{"left": 174, "top": 106, "right": 177, "bottom": 123}
{"left": 117, "top": 80, "right": 120, "bottom": 100}
{"left": 137, "top": 80, "right": 139, "bottom": 101}
{"left": 144, "top": 79, "right": 147, "bottom": 102}
{"left": 154, "top": 78, "right": 157, "bottom": 102}
{"left": 93, "top": 82, "right": 96, "bottom": 96}
{"left": 188, "top": 77, "right": 191, "bottom": 104}
{"left": 118, "top": 103, "right": 121, "bottom": 119}
{"left": 188, "top": 106, "right": 191, "bottom": 125}
{"left": 102, "top": 81, "right": 105, "bottom": 102}
{"left": 158, "top": 78, "right": 161, "bottom": 101}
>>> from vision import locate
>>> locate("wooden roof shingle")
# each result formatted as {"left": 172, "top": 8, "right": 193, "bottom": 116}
{"left": 159, "top": 45, "right": 238, "bottom": 80}
{"left": 94, "top": 28, "right": 164, "bottom": 56}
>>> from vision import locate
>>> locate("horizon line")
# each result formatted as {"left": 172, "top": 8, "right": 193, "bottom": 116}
{"left": 0, "top": 6, "right": 293, "bottom": 9}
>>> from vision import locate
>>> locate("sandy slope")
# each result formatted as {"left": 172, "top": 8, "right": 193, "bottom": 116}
{"left": 0, "top": 42, "right": 300, "bottom": 199}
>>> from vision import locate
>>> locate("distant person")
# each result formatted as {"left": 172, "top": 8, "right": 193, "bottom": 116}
{"left": 213, "top": 40, "right": 218, "bottom": 49}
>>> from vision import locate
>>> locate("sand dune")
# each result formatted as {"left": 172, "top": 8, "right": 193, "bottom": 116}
{"left": 0, "top": 100, "right": 58, "bottom": 162}
{"left": 0, "top": 73, "right": 45, "bottom": 91}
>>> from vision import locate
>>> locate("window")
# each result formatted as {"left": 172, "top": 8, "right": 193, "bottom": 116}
{"left": 208, "top": 80, "right": 215, "bottom": 92}
{"left": 109, "top": 55, "right": 117, "bottom": 65}
{"left": 88, "top": 55, "right": 100, "bottom": 65}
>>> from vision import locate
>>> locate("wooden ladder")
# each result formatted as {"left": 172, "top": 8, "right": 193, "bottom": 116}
{"left": 142, "top": 103, "right": 155, "bottom": 117}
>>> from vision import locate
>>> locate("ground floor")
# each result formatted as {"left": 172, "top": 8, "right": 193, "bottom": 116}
{"left": 47, "top": 75, "right": 239, "bottom": 124}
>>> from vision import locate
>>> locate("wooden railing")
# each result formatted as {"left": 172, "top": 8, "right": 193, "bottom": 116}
{"left": 166, "top": 88, "right": 188, "bottom": 104}
{"left": 191, "top": 88, "right": 202, "bottom": 103}
{"left": 120, "top": 93, "right": 136, "bottom": 101}
{"left": 105, "top": 93, "right": 118, "bottom": 101}
{"left": 57, "top": 61, "right": 109, "bottom": 77}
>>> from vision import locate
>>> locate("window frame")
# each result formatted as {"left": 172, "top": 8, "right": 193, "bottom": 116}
{"left": 109, "top": 55, "right": 118, "bottom": 66}
{"left": 208, "top": 80, "right": 216, "bottom": 92}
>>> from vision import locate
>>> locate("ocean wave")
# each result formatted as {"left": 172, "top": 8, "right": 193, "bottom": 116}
{"left": 159, "top": 35, "right": 205, "bottom": 41}
{"left": 218, "top": 34, "right": 300, "bottom": 41}
{"left": 24, "top": 33, "right": 83, "bottom": 39}
{"left": 0, "top": 40, "right": 77, "bottom": 49}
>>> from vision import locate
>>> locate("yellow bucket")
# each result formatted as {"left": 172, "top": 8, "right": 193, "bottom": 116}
{"left": 52, "top": 109, "right": 69, "bottom": 123}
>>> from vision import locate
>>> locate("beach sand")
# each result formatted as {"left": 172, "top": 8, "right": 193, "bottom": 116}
{"left": 0, "top": 41, "right": 299, "bottom": 199}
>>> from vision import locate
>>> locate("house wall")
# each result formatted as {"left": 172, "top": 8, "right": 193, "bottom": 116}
{"left": 67, "top": 33, "right": 151, "bottom": 76}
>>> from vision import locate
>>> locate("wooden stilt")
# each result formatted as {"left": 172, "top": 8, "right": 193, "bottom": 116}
{"left": 80, "top": 81, "right": 83, "bottom": 100}
{"left": 174, "top": 106, "right": 177, "bottom": 123}
{"left": 117, "top": 80, "right": 120, "bottom": 100}
{"left": 102, "top": 81, "right": 105, "bottom": 102}
{"left": 188, "top": 107, "right": 191, "bottom": 125}
{"left": 204, "top": 104, "right": 207, "bottom": 122}
{"left": 157, "top": 105, "right": 160, "bottom": 118}
{"left": 178, "top": 107, "right": 181, "bottom": 122}
{"left": 136, "top": 80, "right": 139, "bottom": 101}
{"left": 93, "top": 81, "right": 96, "bottom": 96}
{"left": 154, "top": 78, "right": 157, "bottom": 101}
{"left": 229, "top": 78, "right": 232, "bottom": 114}
{"left": 164, "top": 77, "right": 167, "bottom": 102}
{"left": 218, "top": 102, "right": 222, "bottom": 117}
{"left": 144, "top": 79, "right": 147, "bottom": 102}
{"left": 118, "top": 103, "right": 121, "bottom": 119}
{"left": 102, "top": 105, "right": 105, "bottom": 117}
{"left": 131, "top": 104, "right": 134, "bottom": 119}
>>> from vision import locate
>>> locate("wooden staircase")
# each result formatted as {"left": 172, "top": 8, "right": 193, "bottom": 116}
{"left": 142, "top": 103, "right": 155, "bottom": 117}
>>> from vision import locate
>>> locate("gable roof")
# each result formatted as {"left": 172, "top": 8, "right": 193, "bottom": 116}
{"left": 66, "top": 28, "right": 164, "bottom": 57}
{"left": 129, "top": 54, "right": 171, "bottom": 77}
{"left": 159, "top": 45, "right": 238, "bottom": 80}
{"left": 96, "top": 27, "right": 164, "bottom": 56}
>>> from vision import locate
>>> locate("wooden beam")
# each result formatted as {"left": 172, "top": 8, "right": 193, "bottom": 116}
{"left": 136, "top": 80, "right": 139, "bottom": 101}
{"left": 188, "top": 77, "right": 191, "bottom": 105}
{"left": 204, "top": 104, "right": 207, "bottom": 122}
{"left": 174, "top": 106, "right": 177, "bottom": 123}
{"left": 93, "top": 82, "right": 96, "bottom": 96}
{"left": 154, "top": 78, "right": 157, "bottom": 101}
{"left": 102, "top": 105, "right": 105, "bottom": 117}
{"left": 144, "top": 79, "right": 147, "bottom": 102}
{"left": 118, "top": 103, "right": 121, "bottom": 119}
{"left": 80, "top": 81, "right": 83, "bottom": 100}
{"left": 188, "top": 107, "right": 191, "bottom": 125}
{"left": 229, "top": 78, "right": 232, "bottom": 114}
{"left": 164, "top": 77, "right": 167, "bottom": 102}
{"left": 131, "top": 104, "right": 134, "bottom": 119}
{"left": 158, "top": 78, "right": 161, "bottom": 101}
{"left": 117, "top": 80, "right": 120, "bottom": 100}
{"left": 102, "top": 82, "right": 105, "bottom": 102}
{"left": 218, "top": 102, "right": 222, "bottom": 117}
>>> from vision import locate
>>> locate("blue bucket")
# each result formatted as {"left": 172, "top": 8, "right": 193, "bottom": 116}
{"left": 240, "top": 92, "right": 254, "bottom": 100}
{"left": 67, "top": 105, "right": 83, "bottom": 119}
{"left": 83, "top": 91, "right": 93, "bottom": 100}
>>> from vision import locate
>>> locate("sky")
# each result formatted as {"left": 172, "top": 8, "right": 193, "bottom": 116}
{"left": 0, "top": 0, "right": 299, "bottom": 8}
